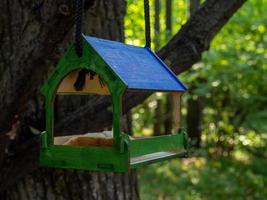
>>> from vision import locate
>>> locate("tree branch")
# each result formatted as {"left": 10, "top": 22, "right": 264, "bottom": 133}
{"left": 158, "top": 0, "right": 247, "bottom": 74}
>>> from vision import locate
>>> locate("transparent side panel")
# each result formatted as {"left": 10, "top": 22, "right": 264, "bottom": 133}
{"left": 121, "top": 92, "right": 182, "bottom": 138}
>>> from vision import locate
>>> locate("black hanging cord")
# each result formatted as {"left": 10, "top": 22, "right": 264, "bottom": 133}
{"left": 75, "top": 0, "right": 83, "bottom": 57}
{"left": 74, "top": 0, "right": 88, "bottom": 91}
{"left": 144, "top": 0, "right": 151, "bottom": 48}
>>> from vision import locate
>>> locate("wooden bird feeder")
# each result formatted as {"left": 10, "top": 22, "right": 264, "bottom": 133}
{"left": 40, "top": 36, "right": 188, "bottom": 172}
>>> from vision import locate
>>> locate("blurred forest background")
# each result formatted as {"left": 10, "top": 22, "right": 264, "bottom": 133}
{"left": 125, "top": 0, "right": 267, "bottom": 199}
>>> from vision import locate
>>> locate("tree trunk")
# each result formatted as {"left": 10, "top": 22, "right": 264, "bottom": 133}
{"left": 1, "top": 169, "right": 139, "bottom": 200}
{"left": 154, "top": 0, "right": 160, "bottom": 50}
{"left": 152, "top": 0, "right": 163, "bottom": 136}
{"left": 190, "top": 0, "right": 201, "bottom": 15}
{"left": 186, "top": 96, "right": 203, "bottom": 148}
{"left": 164, "top": 94, "right": 173, "bottom": 135}
{"left": 0, "top": 1, "right": 140, "bottom": 199}
{"left": 164, "top": 0, "right": 174, "bottom": 135}
{"left": 186, "top": 0, "right": 203, "bottom": 148}
{"left": 165, "top": 0, "right": 172, "bottom": 38}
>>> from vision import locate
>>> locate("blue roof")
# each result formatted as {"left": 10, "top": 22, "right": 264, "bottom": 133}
{"left": 84, "top": 36, "right": 186, "bottom": 92}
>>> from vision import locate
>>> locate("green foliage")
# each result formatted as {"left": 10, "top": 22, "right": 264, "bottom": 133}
{"left": 181, "top": 0, "right": 267, "bottom": 149}
{"left": 140, "top": 147, "right": 267, "bottom": 200}
{"left": 139, "top": 133, "right": 267, "bottom": 200}
{"left": 125, "top": 0, "right": 188, "bottom": 49}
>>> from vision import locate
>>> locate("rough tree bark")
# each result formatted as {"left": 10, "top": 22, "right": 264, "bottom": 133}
{"left": 190, "top": 0, "right": 201, "bottom": 15}
{"left": 0, "top": 0, "right": 140, "bottom": 199}
{"left": 0, "top": 0, "right": 247, "bottom": 196}
{"left": 2, "top": 169, "right": 139, "bottom": 200}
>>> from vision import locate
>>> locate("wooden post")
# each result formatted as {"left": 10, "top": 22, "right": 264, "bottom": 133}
{"left": 172, "top": 92, "right": 181, "bottom": 133}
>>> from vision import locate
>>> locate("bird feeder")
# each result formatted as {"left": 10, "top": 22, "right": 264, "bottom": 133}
{"left": 40, "top": 36, "right": 188, "bottom": 172}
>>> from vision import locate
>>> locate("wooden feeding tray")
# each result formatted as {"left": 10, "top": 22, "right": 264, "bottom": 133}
{"left": 54, "top": 136, "right": 113, "bottom": 147}
{"left": 54, "top": 132, "right": 113, "bottom": 147}
{"left": 127, "top": 132, "right": 187, "bottom": 169}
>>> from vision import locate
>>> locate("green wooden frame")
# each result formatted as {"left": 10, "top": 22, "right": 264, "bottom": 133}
{"left": 40, "top": 38, "right": 188, "bottom": 172}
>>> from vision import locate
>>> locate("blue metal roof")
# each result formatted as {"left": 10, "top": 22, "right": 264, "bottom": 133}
{"left": 84, "top": 36, "right": 187, "bottom": 92}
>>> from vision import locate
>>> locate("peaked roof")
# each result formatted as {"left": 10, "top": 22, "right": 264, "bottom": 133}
{"left": 84, "top": 36, "right": 187, "bottom": 92}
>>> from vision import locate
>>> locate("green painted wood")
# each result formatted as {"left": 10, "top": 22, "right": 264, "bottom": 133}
{"left": 40, "top": 38, "right": 128, "bottom": 172}
{"left": 40, "top": 145, "right": 129, "bottom": 172}
{"left": 41, "top": 39, "right": 126, "bottom": 148}
{"left": 130, "top": 131, "right": 187, "bottom": 158}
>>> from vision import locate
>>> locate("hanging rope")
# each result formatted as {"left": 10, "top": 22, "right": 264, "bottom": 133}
{"left": 144, "top": 0, "right": 151, "bottom": 48}
{"left": 74, "top": 0, "right": 88, "bottom": 91}
{"left": 75, "top": 0, "right": 84, "bottom": 57}
{"left": 73, "top": 0, "right": 106, "bottom": 91}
